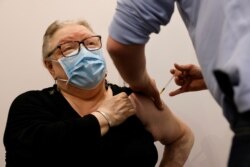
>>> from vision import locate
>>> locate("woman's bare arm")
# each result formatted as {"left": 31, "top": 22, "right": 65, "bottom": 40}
{"left": 130, "top": 93, "right": 194, "bottom": 167}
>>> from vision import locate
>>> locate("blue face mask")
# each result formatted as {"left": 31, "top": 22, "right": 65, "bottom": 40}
{"left": 57, "top": 47, "right": 106, "bottom": 89}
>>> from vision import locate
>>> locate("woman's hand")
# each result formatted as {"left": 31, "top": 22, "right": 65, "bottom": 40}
{"left": 97, "top": 92, "right": 136, "bottom": 127}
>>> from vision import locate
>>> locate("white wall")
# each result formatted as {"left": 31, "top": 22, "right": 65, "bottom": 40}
{"left": 0, "top": 1, "right": 233, "bottom": 166}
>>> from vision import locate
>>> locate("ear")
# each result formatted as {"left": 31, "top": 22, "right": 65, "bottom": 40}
{"left": 44, "top": 60, "right": 56, "bottom": 79}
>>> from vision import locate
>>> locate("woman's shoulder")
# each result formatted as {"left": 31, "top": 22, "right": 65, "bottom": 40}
{"left": 11, "top": 85, "right": 56, "bottom": 104}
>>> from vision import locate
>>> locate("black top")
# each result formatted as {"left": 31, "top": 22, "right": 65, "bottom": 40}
{"left": 4, "top": 84, "right": 158, "bottom": 167}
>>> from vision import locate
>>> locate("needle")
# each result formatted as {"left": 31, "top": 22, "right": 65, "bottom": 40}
{"left": 160, "top": 76, "right": 174, "bottom": 94}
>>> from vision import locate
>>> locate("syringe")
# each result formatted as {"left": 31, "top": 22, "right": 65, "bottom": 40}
{"left": 160, "top": 75, "right": 174, "bottom": 94}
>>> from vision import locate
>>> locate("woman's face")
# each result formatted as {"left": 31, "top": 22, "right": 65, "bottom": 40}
{"left": 45, "top": 24, "right": 107, "bottom": 93}
{"left": 46, "top": 24, "right": 96, "bottom": 81}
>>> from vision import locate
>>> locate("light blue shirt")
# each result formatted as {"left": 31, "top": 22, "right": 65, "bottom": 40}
{"left": 109, "top": 0, "right": 250, "bottom": 115}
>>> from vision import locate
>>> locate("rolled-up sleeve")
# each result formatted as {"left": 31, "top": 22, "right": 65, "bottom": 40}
{"left": 109, "top": 0, "right": 175, "bottom": 44}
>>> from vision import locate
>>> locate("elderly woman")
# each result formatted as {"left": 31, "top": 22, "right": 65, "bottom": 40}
{"left": 4, "top": 19, "right": 194, "bottom": 167}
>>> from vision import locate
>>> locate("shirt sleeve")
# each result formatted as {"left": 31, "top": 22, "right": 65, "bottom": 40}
{"left": 109, "top": 0, "right": 175, "bottom": 44}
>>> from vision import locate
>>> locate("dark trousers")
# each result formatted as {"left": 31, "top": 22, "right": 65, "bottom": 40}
{"left": 229, "top": 124, "right": 250, "bottom": 167}
{"left": 214, "top": 70, "right": 250, "bottom": 167}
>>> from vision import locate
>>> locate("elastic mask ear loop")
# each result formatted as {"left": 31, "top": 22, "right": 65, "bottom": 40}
{"left": 54, "top": 76, "right": 70, "bottom": 88}
{"left": 50, "top": 58, "right": 70, "bottom": 86}
{"left": 54, "top": 78, "right": 60, "bottom": 91}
